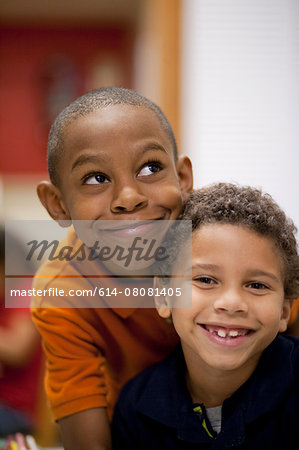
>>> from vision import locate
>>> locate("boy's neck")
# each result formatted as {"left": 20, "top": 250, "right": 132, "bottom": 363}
{"left": 186, "top": 370, "right": 237, "bottom": 408}
{"left": 183, "top": 348, "right": 260, "bottom": 408}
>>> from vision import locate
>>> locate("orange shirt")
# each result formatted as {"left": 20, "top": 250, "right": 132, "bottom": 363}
{"left": 31, "top": 230, "right": 178, "bottom": 421}
{"left": 289, "top": 297, "right": 299, "bottom": 325}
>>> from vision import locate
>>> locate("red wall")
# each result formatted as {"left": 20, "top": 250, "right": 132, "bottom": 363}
{"left": 0, "top": 27, "right": 134, "bottom": 174}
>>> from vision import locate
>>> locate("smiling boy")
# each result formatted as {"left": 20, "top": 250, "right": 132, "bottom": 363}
{"left": 44, "top": 102, "right": 186, "bottom": 221}
{"left": 31, "top": 87, "right": 193, "bottom": 450}
{"left": 112, "top": 183, "right": 299, "bottom": 450}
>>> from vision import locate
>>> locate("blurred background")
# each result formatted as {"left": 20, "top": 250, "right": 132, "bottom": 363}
{"left": 0, "top": 0, "right": 298, "bottom": 445}
{"left": 0, "top": 0, "right": 298, "bottom": 227}
{"left": 0, "top": 0, "right": 180, "bottom": 223}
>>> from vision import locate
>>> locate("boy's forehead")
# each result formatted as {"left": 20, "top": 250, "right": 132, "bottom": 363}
{"left": 64, "top": 104, "right": 164, "bottom": 137}
{"left": 191, "top": 223, "right": 284, "bottom": 270}
{"left": 62, "top": 104, "right": 171, "bottom": 150}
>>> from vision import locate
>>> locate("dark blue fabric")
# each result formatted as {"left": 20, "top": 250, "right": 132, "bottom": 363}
{"left": 112, "top": 335, "right": 299, "bottom": 450}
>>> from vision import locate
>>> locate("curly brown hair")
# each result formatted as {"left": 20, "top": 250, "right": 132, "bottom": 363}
{"left": 161, "top": 183, "right": 299, "bottom": 299}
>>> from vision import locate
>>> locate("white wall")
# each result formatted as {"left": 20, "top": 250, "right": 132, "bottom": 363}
{"left": 181, "top": 0, "right": 299, "bottom": 227}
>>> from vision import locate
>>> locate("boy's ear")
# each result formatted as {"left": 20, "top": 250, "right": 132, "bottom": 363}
{"left": 153, "top": 276, "right": 172, "bottom": 319}
{"left": 279, "top": 299, "right": 293, "bottom": 333}
{"left": 176, "top": 155, "right": 193, "bottom": 200}
{"left": 37, "top": 181, "right": 71, "bottom": 227}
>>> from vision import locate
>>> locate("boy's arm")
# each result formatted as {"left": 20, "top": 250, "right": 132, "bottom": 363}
{"left": 59, "top": 408, "right": 112, "bottom": 450}
{"left": 31, "top": 305, "right": 113, "bottom": 444}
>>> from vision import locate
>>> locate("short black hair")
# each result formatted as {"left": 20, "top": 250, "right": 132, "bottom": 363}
{"left": 161, "top": 183, "right": 299, "bottom": 299}
{"left": 47, "top": 87, "right": 178, "bottom": 186}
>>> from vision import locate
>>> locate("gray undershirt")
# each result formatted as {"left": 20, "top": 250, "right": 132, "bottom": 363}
{"left": 206, "top": 406, "right": 222, "bottom": 434}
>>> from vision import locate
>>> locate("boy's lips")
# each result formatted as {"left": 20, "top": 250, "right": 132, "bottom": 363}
{"left": 92, "top": 218, "right": 168, "bottom": 237}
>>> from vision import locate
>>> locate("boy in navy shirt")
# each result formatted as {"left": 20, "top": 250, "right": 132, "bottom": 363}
{"left": 112, "top": 183, "right": 299, "bottom": 449}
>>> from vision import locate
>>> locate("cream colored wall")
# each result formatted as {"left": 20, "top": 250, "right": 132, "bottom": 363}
{"left": 180, "top": 0, "right": 299, "bottom": 228}
{"left": 0, "top": 175, "right": 49, "bottom": 222}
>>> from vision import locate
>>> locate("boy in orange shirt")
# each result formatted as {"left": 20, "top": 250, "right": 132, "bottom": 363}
{"left": 31, "top": 87, "right": 193, "bottom": 449}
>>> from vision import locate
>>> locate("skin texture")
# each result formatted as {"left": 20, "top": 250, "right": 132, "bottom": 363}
{"left": 37, "top": 104, "right": 193, "bottom": 450}
{"left": 59, "top": 408, "right": 112, "bottom": 450}
{"left": 38, "top": 105, "right": 192, "bottom": 224}
{"left": 157, "top": 224, "right": 291, "bottom": 409}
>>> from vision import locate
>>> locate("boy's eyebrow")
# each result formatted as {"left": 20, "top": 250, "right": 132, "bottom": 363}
{"left": 245, "top": 270, "right": 281, "bottom": 283}
{"left": 191, "top": 263, "right": 220, "bottom": 271}
{"left": 71, "top": 144, "right": 168, "bottom": 172}
{"left": 141, "top": 143, "right": 168, "bottom": 154}
{"left": 71, "top": 154, "right": 108, "bottom": 172}
{"left": 191, "top": 264, "right": 281, "bottom": 283}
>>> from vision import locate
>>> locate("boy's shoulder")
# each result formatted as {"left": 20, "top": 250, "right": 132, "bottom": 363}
{"left": 33, "top": 228, "right": 81, "bottom": 279}
{"left": 235, "top": 334, "right": 299, "bottom": 423}
{"left": 116, "top": 334, "right": 299, "bottom": 417}
{"left": 116, "top": 345, "right": 187, "bottom": 422}
{"left": 33, "top": 228, "right": 104, "bottom": 287}
{"left": 113, "top": 336, "right": 299, "bottom": 448}
{"left": 243, "top": 334, "right": 299, "bottom": 396}
{"left": 31, "top": 228, "right": 105, "bottom": 308}
{"left": 265, "top": 334, "right": 299, "bottom": 374}
{"left": 120, "top": 343, "right": 183, "bottom": 388}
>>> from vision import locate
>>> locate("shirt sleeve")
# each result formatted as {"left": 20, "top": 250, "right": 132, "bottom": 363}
{"left": 32, "top": 305, "right": 108, "bottom": 421}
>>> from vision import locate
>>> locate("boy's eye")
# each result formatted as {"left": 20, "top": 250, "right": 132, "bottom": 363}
{"left": 138, "top": 161, "right": 162, "bottom": 177}
{"left": 247, "top": 282, "right": 269, "bottom": 290}
{"left": 83, "top": 173, "right": 109, "bottom": 185}
{"left": 194, "top": 276, "right": 217, "bottom": 285}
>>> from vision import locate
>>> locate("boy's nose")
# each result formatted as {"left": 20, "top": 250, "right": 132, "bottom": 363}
{"left": 110, "top": 185, "right": 148, "bottom": 213}
{"left": 213, "top": 288, "right": 248, "bottom": 315}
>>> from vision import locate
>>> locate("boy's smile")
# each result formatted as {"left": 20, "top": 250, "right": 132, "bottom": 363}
{"left": 159, "top": 224, "right": 291, "bottom": 378}
{"left": 53, "top": 104, "right": 192, "bottom": 223}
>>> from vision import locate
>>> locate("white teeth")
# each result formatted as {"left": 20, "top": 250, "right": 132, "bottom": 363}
{"left": 217, "top": 329, "right": 227, "bottom": 338}
{"left": 228, "top": 330, "right": 239, "bottom": 337}
{"left": 206, "top": 326, "right": 249, "bottom": 338}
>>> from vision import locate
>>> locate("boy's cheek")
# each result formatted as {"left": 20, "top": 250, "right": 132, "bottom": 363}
{"left": 156, "top": 185, "right": 184, "bottom": 210}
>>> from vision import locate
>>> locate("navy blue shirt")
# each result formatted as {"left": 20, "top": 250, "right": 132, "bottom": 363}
{"left": 112, "top": 335, "right": 299, "bottom": 449}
